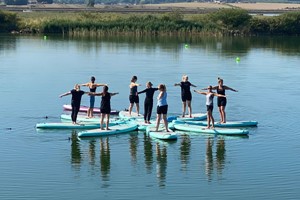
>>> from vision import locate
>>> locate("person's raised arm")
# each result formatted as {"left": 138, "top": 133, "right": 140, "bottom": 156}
{"left": 111, "top": 92, "right": 119, "bottom": 96}
{"left": 174, "top": 83, "right": 181, "bottom": 87}
{"left": 59, "top": 91, "right": 71, "bottom": 98}
{"left": 95, "top": 83, "right": 108, "bottom": 87}
{"left": 224, "top": 85, "right": 238, "bottom": 92}
{"left": 214, "top": 93, "right": 226, "bottom": 98}
{"left": 80, "top": 83, "right": 89, "bottom": 87}
{"left": 137, "top": 89, "right": 147, "bottom": 94}
{"left": 89, "top": 92, "right": 101, "bottom": 96}
{"left": 191, "top": 83, "right": 197, "bottom": 87}
{"left": 193, "top": 90, "right": 207, "bottom": 95}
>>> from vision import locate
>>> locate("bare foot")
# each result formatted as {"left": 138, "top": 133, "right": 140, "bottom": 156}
{"left": 147, "top": 121, "right": 151, "bottom": 124}
{"left": 206, "top": 126, "right": 210, "bottom": 129}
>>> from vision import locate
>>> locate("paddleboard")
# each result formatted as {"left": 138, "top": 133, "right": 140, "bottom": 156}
{"left": 118, "top": 110, "right": 144, "bottom": 120}
{"left": 36, "top": 122, "right": 100, "bottom": 129}
{"left": 176, "top": 113, "right": 207, "bottom": 121}
{"left": 184, "top": 120, "right": 258, "bottom": 127}
{"left": 36, "top": 120, "right": 125, "bottom": 129}
{"left": 173, "top": 123, "right": 249, "bottom": 135}
{"left": 60, "top": 114, "right": 124, "bottom": 123}
{"left": 63, "top": 104, "right": 119, "bottom": 115}
{"left": 136, "top": 119, "right": 156, "bottom": 131}
{"left": 78, "top": 123, "right": 138, "bottom": 137}
{"left": 146, "top": 126, "right": 178, "bottom": 140}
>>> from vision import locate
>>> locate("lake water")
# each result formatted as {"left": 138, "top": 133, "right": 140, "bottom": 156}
{"left": 1, "top": 34, "right": 300, "bottom": 200}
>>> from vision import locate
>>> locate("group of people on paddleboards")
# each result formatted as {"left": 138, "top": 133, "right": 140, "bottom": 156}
{"left": 59, "top": 75, "right": 237, "bottom": 131}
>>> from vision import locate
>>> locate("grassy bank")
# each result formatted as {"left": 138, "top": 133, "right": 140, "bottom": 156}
{"left": 3, "top": 9, "right": 300, "bottom": 36}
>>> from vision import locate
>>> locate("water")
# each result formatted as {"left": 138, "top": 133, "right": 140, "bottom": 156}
{"left": 1, "top": 34, "right": 300, "bottom": 199}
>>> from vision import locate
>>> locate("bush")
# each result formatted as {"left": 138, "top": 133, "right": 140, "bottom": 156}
{"left": 0, "top": 11, "right": 19, "bottom": 32}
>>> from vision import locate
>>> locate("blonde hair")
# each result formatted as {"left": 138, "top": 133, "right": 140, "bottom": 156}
{"left": 74, "top": 84, "right": 80, "bottom": 91}
{"left": 182, "top": 75, "right": 188, "bottom": 82}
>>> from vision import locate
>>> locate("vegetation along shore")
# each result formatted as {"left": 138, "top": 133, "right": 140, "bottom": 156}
{"left": 1, "top": 3, "right": 300, "bottom": 36}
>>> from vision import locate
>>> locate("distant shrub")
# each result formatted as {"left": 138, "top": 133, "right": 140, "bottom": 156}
{"left": 0, "top": 11, "right": 19, "bottom": 32}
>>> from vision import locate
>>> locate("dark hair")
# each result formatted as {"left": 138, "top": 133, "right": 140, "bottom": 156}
{"left": 91, "top": 76, "right": 95, "bottom": 82}
{"left": 103, "top": 85, "right": 109, "bottom": 93}
{"left": 131, "top": 76, "right": 137, "bottom": 82}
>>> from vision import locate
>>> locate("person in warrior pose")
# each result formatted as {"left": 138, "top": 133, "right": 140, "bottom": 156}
{"left": 128, "top": 75, "right": 141, "bottom": 116}
{"left": 89, "top": 86, "right": 118, "bottom": 130}
{"left": 59, "top": 84, "right": 89, "bottom": 124}
{"left": 155, "top": 84, "right": 170, "bottom": 132}
{"left": 194, "top": 86, "right": 226, "bottom": 129}
{"left": 80, "top": 76, "right": 107, "bottom": 118}
{"left": 138, "top": 82, "right": 159, "bottom": 124}
{"left": 202, "top": 77, "right": 237, "bottom": 123}
{"left": 174, "top": 75, "right": 197, "bottom": 118}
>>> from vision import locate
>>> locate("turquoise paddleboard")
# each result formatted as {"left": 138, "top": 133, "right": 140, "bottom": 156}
{"left": 184, "top": 120, "right": 258, "bottom": 127}
{"left": 175, "top": 113, "right": 207, "bottom": 121}
{"left": 146, "top": 126, "right": 177, "bottom": 140}
{"left": 173, "top": 123, "right": 249, "bottom": 135}
{"left": 78, "top": 122, "right": 138, "bottom": 137}
{"left": 118, "top": 110, "right": 144, "bottom": 120}
{"left": 36, "top": 120, "right": 125, "bottom": 129}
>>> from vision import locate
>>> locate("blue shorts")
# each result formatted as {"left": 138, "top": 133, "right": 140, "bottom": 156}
{"left": 90, "top": 96, "right": 95, "bottom": 108}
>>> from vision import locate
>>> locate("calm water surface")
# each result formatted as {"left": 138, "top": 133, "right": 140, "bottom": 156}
{"left": 0, "top": 35, "right": 300, "bottom": 200}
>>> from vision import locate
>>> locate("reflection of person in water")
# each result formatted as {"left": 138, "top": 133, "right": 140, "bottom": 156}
{"left": 216, "top": 138, "right": 226, "bottom": 175}
{"left": 70, "top": 130, "right": 81, "bottom": 168}
{"left": 129, "top": 134, "right": 138, "bottom": 164}
{"left": 143, "top": 133, "right": 153, "bottom": 173}
{"left": 88, "top": 140, "right": 96, "bottom": 167}
{"left": 155, "top": 143, "right": 167, "bottom": 188}
{"left": 180, "top": 135, "right": 191, "bottom": 171}
{"left": 100, "top": 137, "right": 110, "bottom": 180}
{"left": 205, "top": 138, "right": 213, "bottom": 181}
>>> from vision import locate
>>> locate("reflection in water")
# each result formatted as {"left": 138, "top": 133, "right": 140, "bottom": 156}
{"left": 180, "top": 135, "right": 191, "bottom": 171}
{"left": 70, "top": 131, "right": 81, "bottom": 170}
{"left": 216, "top": 138, "right": 226, "bottom": 176}
{"left": 129, "top": 133, "right": 139, "bottom": 165}
{"left": 156, "top": 143, "right": 167, "bottom": 188}
{"left": 143, "top": 133, "right": 153, "bottom": 173}
{"left": 88, "top": 140, "right": 96, "bottom": 170}
{"left": 204, "top": 137, "right": 227, "bottom": 181}
{"left": 100, "top": 137, "right": 110, "bottom": 181}
{"left": 0, "top": 35, "right": 16, "bottom": 54}
{"left": 205, "top": 138, "right": 214, "bottom": 181}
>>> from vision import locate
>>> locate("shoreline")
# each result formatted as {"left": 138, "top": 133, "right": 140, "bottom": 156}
{"left": 2, "top": 3, "right": 300, "bottom": 14}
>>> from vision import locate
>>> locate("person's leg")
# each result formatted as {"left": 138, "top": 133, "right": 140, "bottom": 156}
{"left": 162, "top": 114, "right": 169, "bottom": 132}
{"left": 136, "top": 103, "right": 140, "bottom": 115}
{"left": 182, "top": 101, "right": 186, "bottom": 117}
{"left": 148, "top": 102, "right": 153, "bottom": 123}
{"left": 206, "top": 111, "right": 211, "bottom": 129}
{"left": 128, "top": 103, "right": 134, "bottom": 115}
{"left": 74, "top": 106, "right": 80, "bottom": 124}
{"left": 100, "top": 113, "right": 105, "bottom": 130}
{"left": 156, "top": 114, "right": 161, "bottom": 131}
{"left": 221, "top": 106, "right": 226, "bottom": 123}
{"left": 106, "top": 114, "right": 110, "bottom": 130}
{"left": 187, "top": 100, "right": 192, "bottom": 118}
{"left": 144, "top": 101, "right": 148, "bottom": 123}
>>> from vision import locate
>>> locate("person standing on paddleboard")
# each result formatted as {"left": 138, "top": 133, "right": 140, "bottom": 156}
{"left": 80, "top": 76, "right": 107, "bottom": 118}
{"left": 128, "top": 75, "right": 141, "bottom": 116}
{"left": 59, "top": 84, "right": 89, "bottom": 124}
{"left": 89, "top": 85, "right": 118, "bottom": 130}
{"left": 138, "top": 81, "right": 159, "bottom": 124}
{"left": 202, "top": 77, "right": 237, "bottom": 123}
{"left": 174, "top": 75, "right": 197, "bottom": 118}
{"left": 194, "top": 86, "right": 226, "bottom": 129}
{"left": 155, "top": 84, "right": 170, "bottom": 132}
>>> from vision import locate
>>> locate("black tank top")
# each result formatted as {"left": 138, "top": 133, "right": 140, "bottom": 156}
{"left": 90, "top": 87, "right": 96, "bottom": 92}
{"left": 130, "top": 85, "right": 137, "bottom": 95}
{"left": 217, "top": 86, "right": 225, "bottom": 95}
{"left": 101, "top": 93, "right": 111, "bottom": 109}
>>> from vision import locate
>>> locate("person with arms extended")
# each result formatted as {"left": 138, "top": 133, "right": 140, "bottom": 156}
{"left": 174, "top": 75, "right": 197, "bottom": 118}
{"left": 80, "top": 76, "right": 107, "bottom": 118}
{"left": 89, "top": 86, "right": 118, "bottom": 130}
{"left": 128, "top": 75, "right": 141, "bottom": 116}
{"left": 194, "top": 86, "right": 226, "bottom": 129}
{"left": 59, "top": 84, "right": 89, "bottom": 124}
{"left": 202, "top": 77, "right": 237, "bottom": 123}
{"left": 138, "top": 81, "right": 158, "bottom": 124}
{"left": 155, "top": 84, "right": 170, "bottom": 132}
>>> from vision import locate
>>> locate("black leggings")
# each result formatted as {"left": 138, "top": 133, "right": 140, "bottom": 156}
{"left": 71, "top": 105, "right": 80, "bottom": 122}
{"left": 144, "top": 99, "right": 153, "bottom": 121}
